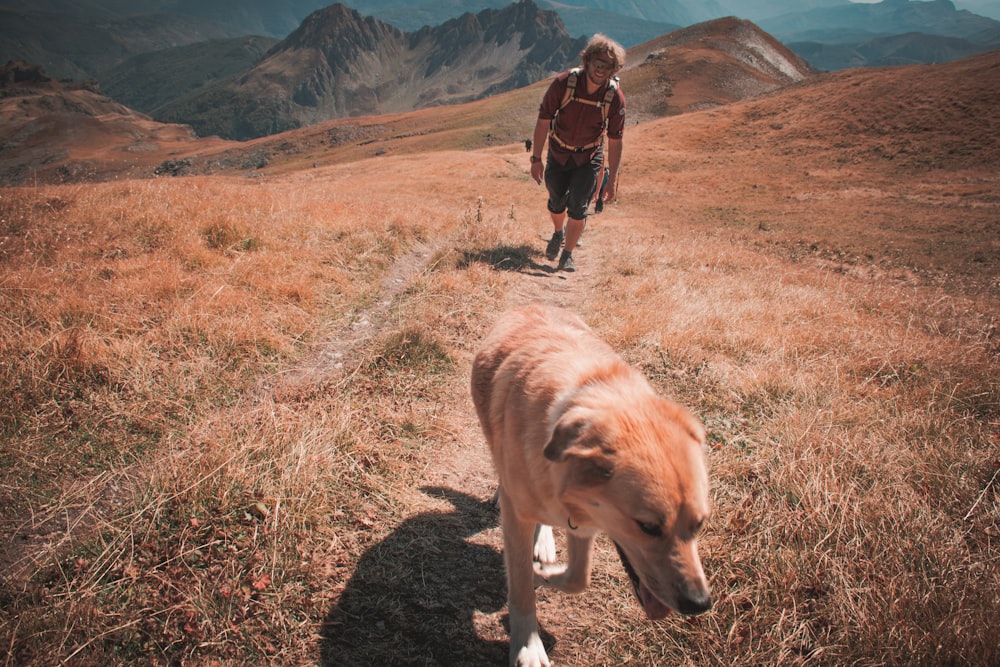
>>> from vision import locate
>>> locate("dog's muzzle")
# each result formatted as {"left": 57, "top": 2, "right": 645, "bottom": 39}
{"left": 613, "top": 542, "right": 711, "bottom": 619}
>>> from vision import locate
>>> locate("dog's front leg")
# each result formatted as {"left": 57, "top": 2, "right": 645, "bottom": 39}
{"left": 534, "top": 531, "right": 595, "bottom": 595}
{"left": 500, "top": 496, "right": 550, "bottom": 667}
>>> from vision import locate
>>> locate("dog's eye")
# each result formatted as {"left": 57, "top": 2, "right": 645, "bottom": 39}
{"left": 636, "top": 520, "right": 663, "bottom": 538}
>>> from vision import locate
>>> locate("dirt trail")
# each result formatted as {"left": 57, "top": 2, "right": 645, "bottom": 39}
{"left": 317, "top": 213, "right": 611, "bottom": 665}
{"left": 426, "top": 226, "right": 601, "bottom": 485}
{"left": 416, "top": 220, "right": 603, "bottom": 503}
{"left": 422, "top": 245, "right": 602, "bottom": 661}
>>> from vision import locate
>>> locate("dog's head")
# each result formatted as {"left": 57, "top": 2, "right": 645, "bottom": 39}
{"left": 544, "top": 383, "right": 712, "bottom": 619}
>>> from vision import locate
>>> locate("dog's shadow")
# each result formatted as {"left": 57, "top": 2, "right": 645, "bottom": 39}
{"left": 320, "top": 487, "right": 510, "bottom": 666}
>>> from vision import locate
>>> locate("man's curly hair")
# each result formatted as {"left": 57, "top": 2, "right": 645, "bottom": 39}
{"left": 580, "top": 33, "right": 626, "bottom": 73}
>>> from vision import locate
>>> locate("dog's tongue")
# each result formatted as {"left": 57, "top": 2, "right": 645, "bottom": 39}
{"left": 614, "top": 541, "right": 672, "bottom": 620}
{"left": 638, "top": 582, "right": 672, "bottom": 620}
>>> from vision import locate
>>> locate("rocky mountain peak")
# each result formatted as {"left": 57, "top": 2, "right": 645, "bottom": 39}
{"left": 648, "top": 16, "right": 814, "bottom": 82}
{"left": 1, "top": 60, "right": 51, "bottom": 87}
{"left": 184, "top": 0, "right": 582, "bottom": 140}
{"left": 277, "top": 3, "right": 403, "bottom": 57}
{"left": 1, "top": 60, "right": 101, "bottom": 95}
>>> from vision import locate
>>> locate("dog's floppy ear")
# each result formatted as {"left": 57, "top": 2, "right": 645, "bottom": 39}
{"left": 662, "top": 399, "right": 707, "bottom": 445}
{"left": 544, "top": 417, "right": 615, "bottom": 483}
{"left": 543, "top": 417, "right": 585, "bottom": 462}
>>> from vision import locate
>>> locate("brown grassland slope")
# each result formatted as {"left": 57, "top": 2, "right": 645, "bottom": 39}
{"left": 1, "top": 51, "right": 998, "bottom": 665}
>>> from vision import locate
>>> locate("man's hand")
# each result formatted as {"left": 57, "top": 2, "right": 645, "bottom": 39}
{"left": 601, "top": 177, "right": 617, "bottom": 203}
{"left": 531, "top": 161, "right": 544, "bottom": 184}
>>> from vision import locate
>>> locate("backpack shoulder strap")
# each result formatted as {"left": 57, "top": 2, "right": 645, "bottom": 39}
{"left": 600, "top": 76, "right": 620, "bottom": 126}
{"left": 604, "top": 76, "right": 619, "bottom": 104}
{"left": 558, "top": 67, "right": 583, "bottom": 112}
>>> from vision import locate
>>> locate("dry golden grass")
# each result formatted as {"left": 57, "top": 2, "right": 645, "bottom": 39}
{"left": 2, "top": 63, "right": 998, "bottom": 666}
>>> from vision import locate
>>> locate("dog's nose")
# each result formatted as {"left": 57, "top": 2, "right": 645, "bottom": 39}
{"left": 677, "top": 591, "right": 712, "bottom": 616}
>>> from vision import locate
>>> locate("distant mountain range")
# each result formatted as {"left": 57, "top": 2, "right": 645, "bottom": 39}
{"left": 0, "top": 15, "right": 817, "bottom": 184}
{"left": 153, "top": 2, "right": 587, "bottom": 140}
{"left": 0, "top": 0, "right": 997, "bottom": 140}
{"left": 2, "top": 0, "right": 998, "bottom": 79}
{"left": 760, "top": 0, "right": 1000, "bottom": 69}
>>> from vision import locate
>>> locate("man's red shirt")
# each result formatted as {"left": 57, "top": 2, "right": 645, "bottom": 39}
{"left": 538, "top": 69, "right": 626, "bottom": 165}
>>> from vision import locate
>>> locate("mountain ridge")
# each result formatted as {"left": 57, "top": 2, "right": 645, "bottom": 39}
{"left": 154, "top": 1, "right": 586, "bottom": 140}
{"left": 6, "top": 20, "right": 996, "bottom": 188}
{"left": 2, "top": 0, "right": 998, "bottom": 86}
{"left": 0, "top": 16, "right": 816, "bottom": 184}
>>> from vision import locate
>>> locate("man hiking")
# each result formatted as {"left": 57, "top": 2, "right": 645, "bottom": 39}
{"left": 529, "top": 34, "right": 626, "bottom": 272}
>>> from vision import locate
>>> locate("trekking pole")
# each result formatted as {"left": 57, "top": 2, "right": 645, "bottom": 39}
{"left": 594, "top": 166, "right": 610, "bottom": 213}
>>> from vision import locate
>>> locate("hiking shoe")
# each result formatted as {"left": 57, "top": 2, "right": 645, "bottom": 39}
{"left": 558, "top": 249, "right": 576, "bottom": 272}
{"left": 545, "top": 230, "right": 564, "bottom": 260}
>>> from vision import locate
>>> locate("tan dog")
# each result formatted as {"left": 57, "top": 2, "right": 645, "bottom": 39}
{"left": 471, "top": 303, "right": 712, "bottom": 667}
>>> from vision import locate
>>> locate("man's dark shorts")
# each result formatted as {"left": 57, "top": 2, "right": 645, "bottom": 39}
{"left": 544, "top": 148, "right": 604, "bottom": 220}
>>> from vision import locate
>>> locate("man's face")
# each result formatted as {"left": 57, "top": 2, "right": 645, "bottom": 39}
{"left": 587, "top": 55, "right": 616, "bottom": 85}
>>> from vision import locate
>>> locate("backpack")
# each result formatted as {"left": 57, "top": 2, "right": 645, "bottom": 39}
{"left": 549, "top": 67, "right": 620, "bottom": 152}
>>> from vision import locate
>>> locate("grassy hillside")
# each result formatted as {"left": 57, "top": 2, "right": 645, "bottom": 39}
{"left": 1, "top": 56, "right": 998, "bottom": 665}
{"left": 101, "top": 36, "right": 279, "bottom": 115}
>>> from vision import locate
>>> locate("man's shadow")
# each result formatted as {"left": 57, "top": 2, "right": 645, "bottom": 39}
{"left": 460, "top": 245, "right": 557, "bottom": 277}
{"left": 320, "top": 487, "right": 509, "bottom": 665}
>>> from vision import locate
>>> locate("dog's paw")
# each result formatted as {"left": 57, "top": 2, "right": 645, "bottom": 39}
{"left": 533, "top": 524, "right": 557, "bottom": 564}
{"left": 534, "top": 561, "right": 589, "bottom": 594}
{"left": 513, "top": 632, "right": 550, "bottom": 667}
{"left": 533, "top": 561, "right": 567, "bottom": 586}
